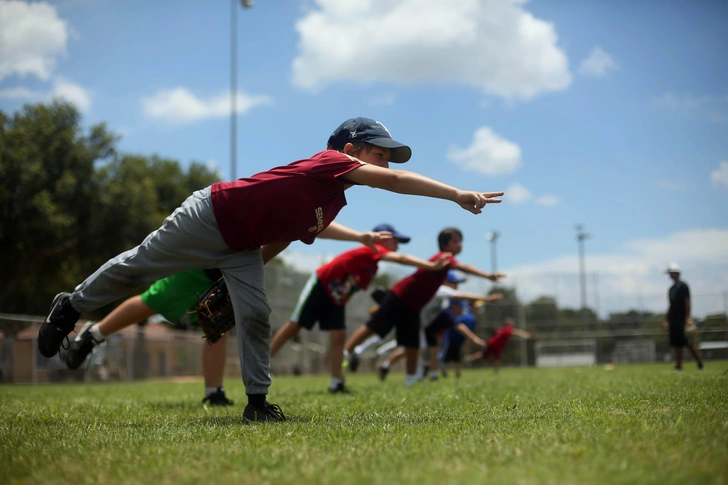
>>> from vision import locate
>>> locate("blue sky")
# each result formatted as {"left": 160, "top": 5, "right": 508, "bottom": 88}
{"left": 2, "top": 0, "right": 727, "bottom": 316}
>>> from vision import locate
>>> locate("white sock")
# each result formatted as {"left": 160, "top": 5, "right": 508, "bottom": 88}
{"left": 343, "top": 350, "right": 350, "bottom": 360}
{"left": 330, "top": 377, "right": 343, "bottom": 389}
{"left": 90, "top": 324, "right": 106, "bottom": 342}
{"left": 381, "top": 361, "right": 390, "bottom": 369}
{"left": 354, "top": 335, "right": 382, "bottom": 355}
{"left": 205, "top": 387, "right": 223, "bottom": 397}
{"left": 430, "top": 371, "right": 438, "bottom": 379}
{"left": 405, "top": 374, "right": 419, "bottom": 386}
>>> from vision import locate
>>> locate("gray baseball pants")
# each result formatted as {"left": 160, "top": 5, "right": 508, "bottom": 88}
{"left": 69, "top": 187, "right": 272, "bottom": 395}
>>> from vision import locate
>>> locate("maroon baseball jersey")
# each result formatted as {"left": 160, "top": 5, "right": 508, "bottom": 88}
{"left": 391, "top": 251, "right": 458, "bottom": 312}
{"left": 316, "top": 244, "right": 391, "bottom": 306}
{"left": 211, "top": 151, "right": 364, "bottom": 250}
{"left": 486, "top": 326, "right": 513, "bottom": 357}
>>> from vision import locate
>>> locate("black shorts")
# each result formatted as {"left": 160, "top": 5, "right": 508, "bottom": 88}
{"left": 424, "top": 311, "right": 456, "bottom": 347}
{"left": 366, "top": 291, "right": 420, "bottom": 348}
{"left": 290, "top": 276, "right": 345, "bottom": 331}
{"left": 442, "top": 342, "right": 463, "bottom": 363}
{"left": 668, "top": 319, "right": 691, "bottom": 347}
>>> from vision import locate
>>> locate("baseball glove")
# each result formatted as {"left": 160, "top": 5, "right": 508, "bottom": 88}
{"left": 196, "top": 277, "right": 235, "bottom": 344}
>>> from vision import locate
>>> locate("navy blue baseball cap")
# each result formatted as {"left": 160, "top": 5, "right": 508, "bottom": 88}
{"left": 372, "top": 223, "right": 411, "bottom": 243}
{"left": 328, "top": 117, "right": 412, "bottom": 163}
{"left": 446, "top": 270, "right": 467, "bottom": 284}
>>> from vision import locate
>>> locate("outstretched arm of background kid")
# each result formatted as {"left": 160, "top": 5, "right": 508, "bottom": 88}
{"left": 342, "top": 164, "right": 503, "bottom": 215}
{"left": 452, "top": 262, "right": 506, "bottom": 282}
{"left": 317, "top": 221, "right": 393, "bottom": 252}
{"left": 513, "top": 329, "right": 532, "bottom": 339}
{"left": 381, "top": 252, "right": 451, "bottom": 270}
{"left": 455, "top": 323, "right": 486, "bottom": 347}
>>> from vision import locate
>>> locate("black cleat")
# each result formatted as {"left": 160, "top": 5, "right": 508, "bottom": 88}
{"left": 348, "top": 352, "right": 360, "bottom": 373}
{"left": 64, "top": 321, "right": 103, "bottom": 370}
{"left": 202, "top": 388, "right": 234, "bottom": 406}
{"left": 378, "top": 365, "right": 390, "bottom": 381}
{"left": 38, "top": 293, "right": 80, "bottom": 358}
{"left": 243, "top": 401, "right": 286, "bottom": 423}
{"left": 328, "top": 382, "right": 351, "bottom": 394}
{"left": 698, "top": 362, "right": 705, "bottom": 370}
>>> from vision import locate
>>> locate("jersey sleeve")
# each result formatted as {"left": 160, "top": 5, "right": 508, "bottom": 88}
{"left": 309, "top": 151, "right": 365, "bottom": 182}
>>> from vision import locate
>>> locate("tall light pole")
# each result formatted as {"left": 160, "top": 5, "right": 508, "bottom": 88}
{"left": 231, "top": 0, "right": 253, "bottom": 181}
{"left": 576, "top": 224, "right": 590, "bottom": 312}
{"left": 486, "top": 231, "right": 500, "bottom": 274}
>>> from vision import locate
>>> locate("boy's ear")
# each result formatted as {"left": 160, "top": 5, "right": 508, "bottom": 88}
{"left": 342, "top": 143, "right": 355, "bottom": 155}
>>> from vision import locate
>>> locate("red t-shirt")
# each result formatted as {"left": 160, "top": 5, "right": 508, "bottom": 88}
{"left": 211, "top": 151, "right": 364, "bottom": 250}
{"left": 391, "top": 252, "right": 457, "bottom": 312}
{"left": 487, "top": 326, "right": 513, "bottom": 355}
{"left": 316, "top": 244, "right": 391, "bottom": 306}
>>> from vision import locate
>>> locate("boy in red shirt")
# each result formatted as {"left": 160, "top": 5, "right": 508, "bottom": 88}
{"left": 270, "top": 223, "right": 449, "bottom": 393}
{"left": 38, "top": 117, "right": 504, "bottom": 422}
{"left": 343, "top": 227, "right": 505, "bottom": 385}
{"left": 467, "top": 317, "right": 531, "bottom": 372}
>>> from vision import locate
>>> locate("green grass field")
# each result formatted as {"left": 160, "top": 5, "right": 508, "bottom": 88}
{"left": 2, "top": 362, "right": 727, "bottom": 485}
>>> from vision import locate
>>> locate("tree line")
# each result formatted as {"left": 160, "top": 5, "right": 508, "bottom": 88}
{"left": 0, "top": 101, "right": 220, "bottom": 317}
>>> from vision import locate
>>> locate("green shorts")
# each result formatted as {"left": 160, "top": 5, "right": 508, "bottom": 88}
{"left": 140, "top": 270, "right": 216, "bottom": 326}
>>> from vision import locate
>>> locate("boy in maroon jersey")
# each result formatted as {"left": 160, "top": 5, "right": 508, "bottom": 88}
{"left": 38, "top": 117, "right": 504, "bottom": 422}
{"left": 270, "top": 223, "right": 449, "bottom": 393}
{"left": 466, "top": 317, "right": 531, "bottom": 372}
{"left": 344, "top": 227, "right": 505, "bottom": 385}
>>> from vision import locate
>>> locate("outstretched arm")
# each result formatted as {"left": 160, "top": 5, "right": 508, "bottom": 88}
{"left": 381, "top": 252, "right": 451, "bottom": 271}
{"left": 454, "top": 323, "right": 486, "bottom": 347}
{"left": 512, "top": 329, "right": 531, "bottom": 339}
{"left": 318, "top": 221, "right": 393, "bottom": 251}
{"left": 341, "top": 164, "right": 503, "bottom": 215}
{"left": 450, "top": 292, "right": 504, "bottom": 303}
{"left": 452, "top": 262, "right": 506, "bottom": 282}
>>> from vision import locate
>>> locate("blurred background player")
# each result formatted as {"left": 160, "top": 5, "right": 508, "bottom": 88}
{"left": 377, "top": 271, "right": 502, "bottom": 381}
{"left": 467, "top": 317, "right": 531, "bottom": 373}
{"left": 662, "top": 262, "right": 704, "bottom": 371}
{"left": 344, "top": 227, "right": 505, "bottom": 386}
{"left": 438, "top": 299, "right": 480, "bottom": 379}
{"left": 63, "top": 269, "right": 234, "bottom": 406}
{"left": 270, "top": 223, "right": 449, "bottom": 393}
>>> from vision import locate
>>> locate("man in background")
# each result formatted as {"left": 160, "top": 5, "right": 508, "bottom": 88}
{"left": 662, "top": 262, "right": 704, "bottom": 371}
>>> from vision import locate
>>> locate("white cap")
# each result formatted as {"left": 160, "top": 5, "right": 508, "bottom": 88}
{"left": 666, "top": 262, "right": 681, "bottom": 273}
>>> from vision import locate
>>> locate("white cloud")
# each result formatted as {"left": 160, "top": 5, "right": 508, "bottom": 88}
{"left": 0, "top": 76, "right": 91, "bottom": 111}
{"left": 711, "top": 161, "right": 728, "bottom": 189}
{"left": 498, "top": 228, "right": 728, "bottom": 317}
{"left": 448, "top": 127, "right": 522, "bottom": 176}
{"left": 293, "top": 0, "right": 572, "bottom": 100}
{"left": 141, "top": 87, "right": 273, "bottom": 124}
{"left": 51, "top": 77, "right": 91, "bottom": 111}
{"left": 578, "top": 47, "right": 617, "bottom": 77}
{"left": 369, "top": 93, "right": 397, "bottom": 106}
{"left": 0, "top": 0, "right": 68, "bottom": 81}
{"left": 535, "top": 194, "right": 559, "bottom": 206}
{"left": 506, "top": 182, "right": 532, "bottom": 205}
{"left": 653, "top": 92, "right": 728, "bottom": 123}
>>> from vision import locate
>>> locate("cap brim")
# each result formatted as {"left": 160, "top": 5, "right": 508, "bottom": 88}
{"left": 367, "top": 137, "right": 412, "bottom": 163}
{"left": 393, "top": 233, "right": 411, "bottom": 244}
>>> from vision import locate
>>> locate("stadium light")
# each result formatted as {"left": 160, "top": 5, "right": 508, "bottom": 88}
{"left": 575, "top": 224, "right": 590, "bottom": 313}
{"left": 486, "top": 231, "right": 500, "bottom": 274}
{"left": 230, "top": 0, "right": 253, "bottom": 181}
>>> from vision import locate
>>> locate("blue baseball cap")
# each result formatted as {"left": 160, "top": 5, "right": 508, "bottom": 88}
{"left": 328, "top": 117, "right": 412, "bottom": 163}
{"left": 446, "top": 270, "right": 466, "bottom": 284}
{"left": 372, "top": 223, "right": 410, "bottom": 243}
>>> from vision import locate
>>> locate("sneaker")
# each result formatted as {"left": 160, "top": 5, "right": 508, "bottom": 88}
{"left": 38, "top": 293, "right": 80, "bottom": 358}
{"left": 378, "top": 365, "right": 390, "bottom": 381}
{"left": 348, "top": 352, "right": 360, "bottom": 373}
{"left": 429, "top": 374, "right": 439, "bottom": 382}
{"left": 698, "top": 362, "right": 705, "bottom": 370}
{"left": 243, "top": 400, "right": 286, "bottom": 423}
{"left": 673, "top": 366, "right": 683, "bottom": 371}
{"left": 328, "top": 382, "right": 351, "bottom": 394}
{"left": 64, "top": 321, "right": 103, "bottom": 370}
{"left": 202, "top": 388, "right": 234, "bottom": 406}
